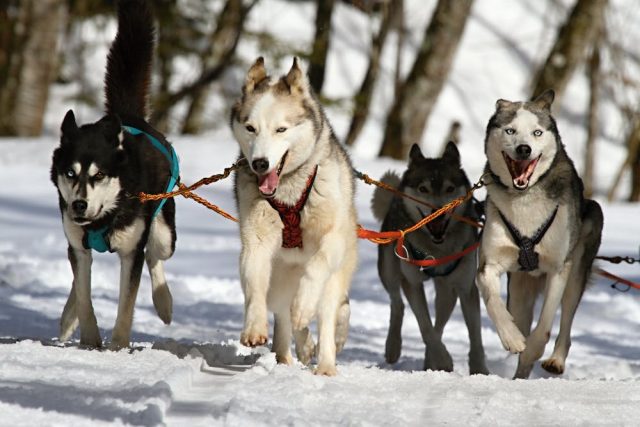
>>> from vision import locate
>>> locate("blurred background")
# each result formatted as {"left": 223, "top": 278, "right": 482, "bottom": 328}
{"left": 1, "top": 0, "right": 639, "bottom": 200}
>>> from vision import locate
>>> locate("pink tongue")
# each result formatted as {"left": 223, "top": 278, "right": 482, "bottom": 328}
{"left": 258, "top": 169, "right": 280, "bottom": 195}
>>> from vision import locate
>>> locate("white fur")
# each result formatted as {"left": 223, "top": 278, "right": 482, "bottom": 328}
{"left": 233, "top": 59, "right": 357, "bottom": 376}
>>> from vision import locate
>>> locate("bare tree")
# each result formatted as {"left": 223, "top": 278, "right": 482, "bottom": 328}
{"left": 583, "top": 37, "right": 602, "bottom": 198}
{"left": 0, "top": 0, "right": 67, "bottom": 136}
{"left": 308, "top": 0, "right": 336, "bottom": 94}
{"left": 378, "top": 0, "right": 474, "bottom": 159}
{"left": 530, "top": 0, "right": 608, "bottom": 101}
{"left": 345, "top": 0, "right": 400, "bottom": 146}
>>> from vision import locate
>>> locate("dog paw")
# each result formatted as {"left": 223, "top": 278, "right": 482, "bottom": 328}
{"left": 384, "top": 335, "right": 402, "bottom": 364}
{"left": 314, "top": 363, "right": 338, "bottom": 376}
{"left": 240, "top": 326, "right": 268, "bottom": 347}
{"left": 79, "top": 329, "right": 102, "bottom": 348}
{"left": 294, "top": 330, "right": 315, "bottom": 366}
{"left": 275, "top": 352, "right": 294, "bottom": 365}
{"left": 496, "top": 322, "right": 526, "bottom": 353}
{"left": 152, "top": 286, "right": 173, "bottom": 325}
{"left": 541, "top": 357, "right": 565, "bottom": 375}
{"left": 425, "top": 343, "right": 453, "bottom": 372}
{"left": 513, "top": 362, "right": 534, "bottom": 379}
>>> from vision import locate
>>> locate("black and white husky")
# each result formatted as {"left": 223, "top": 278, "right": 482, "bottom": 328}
{"left": 476, "top": 90, "right": 603, "bottom": 378}
{"left": 50, "top": 0, "right": 178, "bottom": 349}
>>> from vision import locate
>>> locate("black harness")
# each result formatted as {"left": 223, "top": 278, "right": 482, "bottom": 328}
{"left": 498, "top": 205, "right": 559, "bottom": 272}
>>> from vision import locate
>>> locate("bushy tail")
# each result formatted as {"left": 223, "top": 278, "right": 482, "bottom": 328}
{"left": 104, "top": 0, "right": 154, "bottom": 118}
{"left": 371, "top": 171, "right": 401, "bottom": 221}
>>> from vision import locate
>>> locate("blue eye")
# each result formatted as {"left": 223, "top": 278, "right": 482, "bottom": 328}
{"left": 66, "top": 169, "right": 76, "bottom": 179}
{"left": 505, "top": 128, "right": 515, "bottom": 135}
{"left": 533, "top": 129, "right": 543, "bottom": 137}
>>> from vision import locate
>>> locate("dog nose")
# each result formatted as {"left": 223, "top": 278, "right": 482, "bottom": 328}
{"left": 516, "top": 144, "right": 532, "bottom": 159}
{"left": 252, "top": 158, "right": 269, "bottom": 174}
{"left": 72, "top": 200, "right": 88, "bottom": 214}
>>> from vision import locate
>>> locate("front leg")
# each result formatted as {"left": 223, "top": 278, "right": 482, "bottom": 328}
{"left": 110, "top": 248, "right": 145, "bottom": 350}
{"left": 476, "top": 261, "right": 526, "bottom": 353}
{"left": 240, "top": 245, "right": 273, "bottom": 347}
{"left": 290, "top": 234, "right": 343, "bottom": 331}
{"left": 69, "top": 245, "right": 102, "bottom": 347}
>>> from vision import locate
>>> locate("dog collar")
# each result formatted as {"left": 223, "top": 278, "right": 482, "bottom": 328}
{"left": 267, "top": 165, "right": 318, "bottom": 249}
{"left": 83, "top": 125, "right": 180, "bottom": 253}
{"left": 498, "top": 205, "right": 559, "bottom": 271}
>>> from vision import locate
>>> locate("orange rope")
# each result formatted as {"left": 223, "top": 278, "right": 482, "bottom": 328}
{"left": 356, "top": 171, "right": 484, "bottom": 229}
{"left": 596, "top": 268, "right": 640, "bottom": 291}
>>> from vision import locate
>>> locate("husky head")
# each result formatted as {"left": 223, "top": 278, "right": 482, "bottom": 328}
{"left": 51, "top": 110, "right": 124, "bottom": 225}
{"left": 485, "top": 89, "right": 559, "bottom": 191}
{"left": 231, "top": 57, "right": 322, "bottom": 198}
{"left": 401, "top": 142, "right": 470, "bottom": 244}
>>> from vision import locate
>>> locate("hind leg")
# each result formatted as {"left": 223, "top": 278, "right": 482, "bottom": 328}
{"left": 59, "top": 257, "right": 79, "bottom": 342}
{"left": 542, "top": 201, "right": 603, "bottom": 375}
{"left": 145, "top": 214, "right": 175, "bottom": 325}
{"left": 273, "top": 312, "right": 293, "bottom": 365}
{"left": 335, "top": 298, "right": 350, "bottom": 354}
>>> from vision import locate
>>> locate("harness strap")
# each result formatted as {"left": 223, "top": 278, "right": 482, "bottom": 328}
{"left": 267, "top": 165, "right": 318, "bottom": 249}
{"left": 396, "top": 239, "right": 480, "bottom": 272}
{"left": 84, "top": 125, "right": 180, "bottom": 253}
{"left": 498, "top": 205, "right": 559, "bottom": 272}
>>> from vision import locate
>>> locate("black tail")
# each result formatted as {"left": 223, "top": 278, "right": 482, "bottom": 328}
{"left": 104, "top": 0, "right": 154, "bottom": 118}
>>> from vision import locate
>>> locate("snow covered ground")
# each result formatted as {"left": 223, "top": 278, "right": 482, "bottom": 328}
{"left": 2, "top": 0, "right": 640, "bottom": 425}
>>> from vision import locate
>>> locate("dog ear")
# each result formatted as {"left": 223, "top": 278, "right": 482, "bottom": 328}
{"left": 442, "top": 141, "right": 461, "bottom": 167}
{"left": 409, "top": 143, "right": 425, "bottom": 163}
{"left": 97, "top": 114, "right": 122, "bottom": 143}
{"left": 495, "top": 99, "right": 513, "bottom": 110}
{"left": 243, "top": 57, "right": 267, "bottom": 94}
{"left": 61, "top": 110, "right": 78, "bottom": 138}
{"left": 283, "top": 57, "right": 309, "bottom": 95}
{"left": 532, "top": 89, "right": 555, "bottom": 111}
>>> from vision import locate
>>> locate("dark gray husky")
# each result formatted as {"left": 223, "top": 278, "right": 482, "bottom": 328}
{"left": 50, "top": 0, "right": 178, "bottom": 349}
{"left": 372, "top": 142, "right": 488, "bottom": 374}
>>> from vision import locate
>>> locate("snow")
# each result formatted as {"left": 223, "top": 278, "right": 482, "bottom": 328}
{"left": 2, "top": 0, "right": 640, "bottom": 425}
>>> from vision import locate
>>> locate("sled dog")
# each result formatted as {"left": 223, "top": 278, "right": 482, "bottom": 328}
{"left": 231, "top": 57, "right": 357, "bottom": 376}
{"left": 372, "top": 142, "right": 488, "bottom": 374}
{"left": 476, "top": 90, "right": 603, "bottom": 378}
{"left": 51, "top": 0, "right": 177, "bottom": 349}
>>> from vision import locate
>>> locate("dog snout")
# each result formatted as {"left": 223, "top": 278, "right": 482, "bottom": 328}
{"left": 72, "top": 200, "right": 88, "bottom": 215}
{"left": 515, "top": 144, "right": 532, "bottom": 159}
{"left": 252, "top": 158, "right": 269, "bottom": 174}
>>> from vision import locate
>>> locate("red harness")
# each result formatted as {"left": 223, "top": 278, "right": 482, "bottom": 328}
{"left": 267, "top": 166, "right": 318, "bottom": 249}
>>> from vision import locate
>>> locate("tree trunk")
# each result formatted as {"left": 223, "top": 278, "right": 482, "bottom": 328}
{"left": 530, "top": 0, "right": 607, "bottom": 102}
{"left": 181, "top": 0, "right": 252, "bottom": 134}
{"left": 308, "top": 0, "right": 336, "bottom": 95}
{"left": 0, "top": 0, "right": 67, "bottom": 136}
{"left": 583, "top": 39, "right": 601, "bottom": 198}
{"left": 378, "top": 0, "right": 474, "bottom": 159}
{"left": 345, "top": 0, "right": 399, "bottom": 147}
{"left": 607, "top": 117, "right": 640, "bottom": 201}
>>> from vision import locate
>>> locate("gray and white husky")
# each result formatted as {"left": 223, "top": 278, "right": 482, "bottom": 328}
{"left": 477, "top": 90, "right": 603, "bottom": 379}
{"left": 230, "top": 58, "right": 358, "bottom": 376}
{"left": 372, "top": 142, "right": 488, "bottom": 374}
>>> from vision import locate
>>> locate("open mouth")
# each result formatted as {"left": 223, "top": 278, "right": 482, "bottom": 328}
{"left": 418, "top": 207, "right": 450, "bottom": 244}
{"left": 257, "top": 151, "right": 288, "bottom": 198}
{"left": 502, "top": 152, "right": 540, "bottom": 190}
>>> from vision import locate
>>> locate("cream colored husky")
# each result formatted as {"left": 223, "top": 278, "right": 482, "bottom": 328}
{"left": 230, "top": 57, "right": 358, "bottom": 375}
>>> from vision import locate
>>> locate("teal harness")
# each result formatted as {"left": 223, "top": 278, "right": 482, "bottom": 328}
{"left": 84, "top": 126, "right": 179, "bottom": 253}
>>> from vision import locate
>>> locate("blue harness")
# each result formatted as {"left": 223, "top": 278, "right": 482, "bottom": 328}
{"left": 84, "top": 126, "right": 179, "bottom": 253}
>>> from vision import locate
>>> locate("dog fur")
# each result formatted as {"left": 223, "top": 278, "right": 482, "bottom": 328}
{"left": 372, "top": 142, "right": 488, "bottom": 374}
{"left": 230, "top": 58, "right": 358, "bottom": 376}
{"left": 476, "top": 89, "right": 603, "bottom": 378}
{"left": 50, "top": 0, "right": 176, "bottom": 349}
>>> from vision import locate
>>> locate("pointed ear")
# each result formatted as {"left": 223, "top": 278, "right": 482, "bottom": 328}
{"left": 409, "top": 143, "right": 424, "bottom": 163}
{"left": 243, "top": 57, "right": 267, "bottom": 94}
{"left": 532, "top": 89, "right": 555, "bottom": 111}
{"left": 442, "top": 141, "right": 461, "bottom": 167}
{"left": 97, "top": 114, "right": 122, "bottom": 140}
{"left": 61, "top": 110, "right": 78, "bottom": 136}
{"left": 283, "top": 57, "right": 308, "bottom": 94}
{"left": 495, "top": 99, "right": 513, "bottom": 110}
